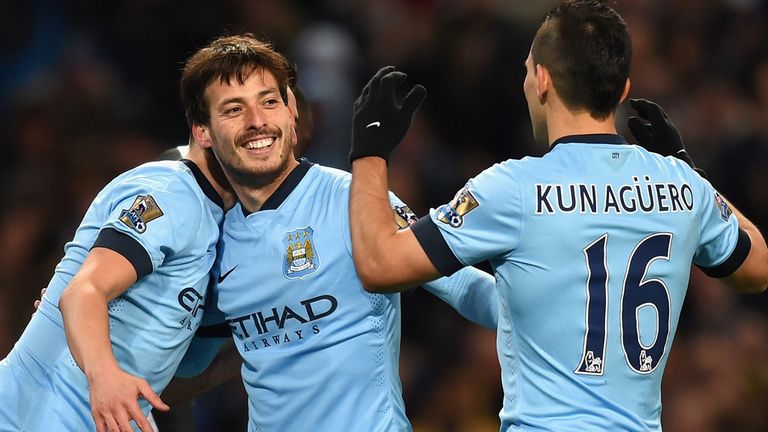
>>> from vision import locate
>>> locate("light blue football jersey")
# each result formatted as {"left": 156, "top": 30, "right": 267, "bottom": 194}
{"left": 0, "top": 160, "right": 224, "bottom": 431}
{"left": 411, "top": 134, "right": 750, "bottom": 431}
{"left": 213, "top": 159, "right": 410, "bottom": 432}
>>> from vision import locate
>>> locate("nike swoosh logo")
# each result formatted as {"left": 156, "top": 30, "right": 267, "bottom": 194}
{"left": 217, "top": 265, "right": 238, "bottom": 284}
{"left": 365, "top": 121, "right": 381, "bottom": 128}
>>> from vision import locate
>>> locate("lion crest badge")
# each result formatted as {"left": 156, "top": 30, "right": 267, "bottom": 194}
{"left": 436, "top": 187, "right": 479, "bottom": 228}
{"left": 283, "top": 226, "right": 320, "bottom": 279}
{"left": 119, "top": 195, "right": 164, "bottom": 233}
{"left": 714, "top": 192, "right": 733, "bottom": 222}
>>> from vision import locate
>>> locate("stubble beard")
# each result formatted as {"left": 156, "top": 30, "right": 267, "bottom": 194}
{"left": 219, "top": 137, "right": 294, "bottom": 189}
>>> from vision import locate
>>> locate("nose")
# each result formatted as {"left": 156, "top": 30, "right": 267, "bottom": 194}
{"left": 244, "top": 105, "right": 268, "bottom": 131}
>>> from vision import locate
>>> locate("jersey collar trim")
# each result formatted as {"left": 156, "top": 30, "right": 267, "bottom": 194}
{"left": 181, "top": 159, "right": 225, "bottom": 210}
{"left": 244, "top": 158, "right": 315, "bottom": 215}
{"left": 550, "top": 134, "right": 627, "bottom": 151}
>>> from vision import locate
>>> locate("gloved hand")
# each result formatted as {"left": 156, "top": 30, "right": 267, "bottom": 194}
{"left": 627, "top": 98, "right": 707, "bottom": 178}
{"left": 349, "top": 66, "right": 427, "bottom": 164}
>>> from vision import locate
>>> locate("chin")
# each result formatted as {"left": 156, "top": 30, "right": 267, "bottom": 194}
{"left": 239, "top": 153, "right": 294, "bottom": 187}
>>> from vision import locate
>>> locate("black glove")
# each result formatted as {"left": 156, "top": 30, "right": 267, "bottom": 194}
{"left": 349, "top": 66, "right": 427, "bottom": 164}
{"left": 627, "top": 98, "right": 707, "bottom": 178}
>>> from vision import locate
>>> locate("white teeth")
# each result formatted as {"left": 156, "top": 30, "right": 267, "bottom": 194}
{"left": 244, "top": 138, "right": 274, "bottom": 149}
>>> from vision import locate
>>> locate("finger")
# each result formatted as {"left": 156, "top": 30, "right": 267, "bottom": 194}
{"left": 378, "top": 71, "right": 408, "bottom": 107}
{"left": 103, "top": 413, "right": 120, "bottom": 432}
{"left": 33, "top": 300, "right": 41, "bottom": 310}
{"left": 401, "top": 84, "right": 427, "bottom": 117}
{"left": 369, "top": 66, "right": 397, "bottom": 92}
{"left": 629, "top": 98, "right": 667, "bottom": 124}
{"left": 41, "top": 287, "right": 47, "bottom": 296}
{"left": 359, "top": 66, "right": 397, "bottom": 105}
{"left": 114, "top": 408, "right": 135, "bottom": 432}
{"left": 126, "top": 402, "right": 154, "bottom": 432}
{"left": 94, "top": 414, "right": 107, "bottom": 432}
{"left": 139, "top": 382, "right": 169, "bottom": 412}
{"left": 379, "top": 71, "right": 409, "bottom": 102}
{"left": 627, "top": 116, "right": 653, "bottom": 144}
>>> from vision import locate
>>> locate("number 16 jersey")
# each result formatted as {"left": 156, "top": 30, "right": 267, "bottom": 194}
{"left": 411, "top": 134, "right": 750, "bottom": 431}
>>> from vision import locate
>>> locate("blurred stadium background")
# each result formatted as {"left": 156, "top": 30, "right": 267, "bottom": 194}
{"left": 2, "top": 0, "right": 768, "bottom": 430}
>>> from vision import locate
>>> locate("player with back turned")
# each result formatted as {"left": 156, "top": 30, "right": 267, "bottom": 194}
{"left": 347, "top": 0, "right": 768, "bottom": 430}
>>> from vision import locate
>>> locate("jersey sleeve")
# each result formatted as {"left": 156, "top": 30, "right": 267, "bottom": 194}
{"left": 412, "top": 161, "right": 524, "bottom": 276}
{"left": 421, "top": 266, "right": 498, "bottom": 330}
{"left": 92, "top": 172, "right": 207, "bottom": 280}
{"left": 387, "top": 191, "right": 500, "bottom": 330}
{"left": 693, "top": 179, "right": 751, "bottom": 277}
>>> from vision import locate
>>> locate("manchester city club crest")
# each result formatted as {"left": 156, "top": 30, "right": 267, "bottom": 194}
{"left": 283, "top": 226, "right": 320, "bottom": 279}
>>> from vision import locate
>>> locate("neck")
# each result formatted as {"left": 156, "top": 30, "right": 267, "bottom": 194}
{"left": 186, "top": 144, "right": 236, "bottom": 209}
{"left": 546, "top": 101, "right": 618, "bottom": 146}
{"left": 234, "top": 158, "right": 300, "bottom": 213}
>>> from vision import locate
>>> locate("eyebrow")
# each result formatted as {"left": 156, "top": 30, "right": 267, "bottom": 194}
{"left": 217, "top": 88, "right": 281, "bottom": 108}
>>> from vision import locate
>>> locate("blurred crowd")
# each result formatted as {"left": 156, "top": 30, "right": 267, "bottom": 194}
{"left": 2, "top": 0, "right": 767, "bottom": 430}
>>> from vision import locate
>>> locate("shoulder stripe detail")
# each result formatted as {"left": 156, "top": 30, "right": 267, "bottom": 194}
{"left": 411, "top": 217, "right": 464, "bottom": 276}
{"left": 92, "top": 228, "right": 153, "bottom": 279}
{"left": 697, "top": 228, "right": 751, "bottom": 278}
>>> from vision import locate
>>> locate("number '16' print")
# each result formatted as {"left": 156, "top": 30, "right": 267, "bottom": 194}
{"left": 575, "top": 233, "right": 672, "bottom": 376}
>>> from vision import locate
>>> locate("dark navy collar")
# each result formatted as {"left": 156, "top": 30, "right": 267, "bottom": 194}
{"left": 550, "top": 134, "right": 628, "bottom": 151}
{"left": 181, "top": 159, "right": 225, "bottom": 210}
{"left": 242, "top": 158, "right": 315, "bottom": 215}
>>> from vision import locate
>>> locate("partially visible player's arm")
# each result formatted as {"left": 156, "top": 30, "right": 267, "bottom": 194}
{"left": 59, "top": 247, "right": 168, "bottom": 432}
{"left": 629, "top": 98, "right": 768, "bottom": 293}
{"left": 422, "top": 267, "right": 498, "bottom": 329}
{"left": 162, "top": 336, "right": 238, "bottom": 405}
{"left": 351, "top": 157, "right": 440, "bottom": 292}
{"left": 718, "top": 201, "right": 768, "bottom": 293}
{"left": 348, "top": 67, "right": 436, "bottom": 292}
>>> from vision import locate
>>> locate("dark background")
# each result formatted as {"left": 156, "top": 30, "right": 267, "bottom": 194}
{"left": 2, "top": 1, "right": 768, "bottom": 430}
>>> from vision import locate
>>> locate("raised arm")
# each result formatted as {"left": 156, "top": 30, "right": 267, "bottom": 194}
{"left": 59, "top": 247, "right": 168, "bottom": 432}
{"left": 719, "top": 202, "right": 768, "bottom": 293}
{"left": 628, "top": 98, "right": 768, "bottom": 293}
{"left": 348, "top": 67, "right": 440, "bottom": 292}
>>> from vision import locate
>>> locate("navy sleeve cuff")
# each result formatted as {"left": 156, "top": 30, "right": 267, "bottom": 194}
{"left": 92, "top": 228, "right": 153, "bottom": 280}
{"left": 196, "top": 324, "right": 232, "bottom": 338}
{"left": 411, "top": 217, "right": 464, "bottom": 277}
{"left": 697, "top": 228, "right": 751, "bottom": 278}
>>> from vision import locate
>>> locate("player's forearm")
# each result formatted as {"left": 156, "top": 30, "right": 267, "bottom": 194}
{"left": 350, "top": 157, "right": 409, "bottom": 291}
{"left": 422, "top": 267, "right": 498, "bottom": 330}
{"left": 724, "top": 201, "right": 768, "bottom": 293}
{"left": 60, "top": 282, "right": 120, "bottom": 379}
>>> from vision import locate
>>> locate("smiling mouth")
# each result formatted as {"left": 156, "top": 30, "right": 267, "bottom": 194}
{"left": 242, "top": 137, "right": 275, "bottom": 150}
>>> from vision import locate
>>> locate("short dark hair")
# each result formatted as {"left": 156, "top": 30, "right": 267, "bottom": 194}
{"left": 532, "top": 0, "right": 631, "bottom": 119}
{"left": 180, "top": 34, "right": 291, "bottom": 127}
